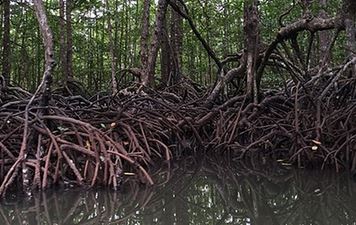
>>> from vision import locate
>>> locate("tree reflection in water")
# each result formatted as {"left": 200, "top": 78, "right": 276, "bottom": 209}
{"left": 1, "top": 156, "right": 356, "bottom": 225}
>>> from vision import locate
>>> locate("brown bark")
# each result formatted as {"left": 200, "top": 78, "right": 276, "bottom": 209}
{"left": 2, "top": 0, "right": 11, "bottom": 84}
{"left": 105, "top": 0, "right": 118, "bottom": 95}
{"left": 26, "top": 0, "right": 55, "bottom": 191}
{"left": 59, "top": 0, "right": 67, "bottom": 84}
{"left": 256, "top": 16, "right": 344, "bottom": 86}
{"left": 170, "top": 1, "right": 183, "bottom": 83}
{"left": 318, "top": 0, "right": 331, "bottom": 67}
{"left": 244, "top": 0, "right": 260, "bottom": 103}
{"left": 343, "top": 0, "right": 356, "bottom": 76}
{"left": 207, "top": 11, "right": 343, "bottom": 106}
{"left": 160, "top": 24, "right": 171, "bottom": 86}
{"left": 169, "top": 0, "right": 222, "bottom": 71}
{"left": 66, "top": 0, "right": 73, "bottom": 79}
{"left": 142, "top": 0, "right": 168, "bottom": 87}
{"left": 205, "top": 61, "right": 246, "bottom": 106}
{"left": 140, "top": 0, "right": 151, "bottom": 70}
{"left": 33, "top": 0, "right": 55, "bottom": 97}
{"left": 160, "top": 2, "right": 183, "bottom": 88}
{"left": 342, "top": 0, "right": 356, "bottom": 83}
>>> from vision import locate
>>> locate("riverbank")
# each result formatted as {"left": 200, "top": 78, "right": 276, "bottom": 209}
{"left": 1, "top": 71, "right": 355, "bottom": 197}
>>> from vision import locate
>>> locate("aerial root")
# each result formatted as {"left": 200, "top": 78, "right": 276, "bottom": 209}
{"left": 0, "top": 64, "right": 355, "bottom": 196}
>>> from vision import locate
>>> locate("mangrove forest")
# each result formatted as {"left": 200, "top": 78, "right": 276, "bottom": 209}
{"left": 0, "top": 0, "right": 355, "bottom": 199}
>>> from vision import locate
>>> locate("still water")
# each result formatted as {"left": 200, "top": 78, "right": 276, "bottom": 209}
{"left": 1, "top": 157, "right": 356, "bottom": 225}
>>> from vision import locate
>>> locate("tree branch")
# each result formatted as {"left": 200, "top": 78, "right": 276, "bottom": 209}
{"left": 168, "top": 0, "right": 222, "bottom": 71}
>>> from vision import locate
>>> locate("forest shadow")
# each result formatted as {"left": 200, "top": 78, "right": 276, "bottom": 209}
{"left": 1, "top": 156, "right": 356, "bottom": 225}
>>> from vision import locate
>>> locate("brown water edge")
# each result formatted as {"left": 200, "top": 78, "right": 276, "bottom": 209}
{"left": 1, "top": 155, "right": 356, "bottom": 225}
{"left": 0, "top": 144, "right": 355, "bottom": 200}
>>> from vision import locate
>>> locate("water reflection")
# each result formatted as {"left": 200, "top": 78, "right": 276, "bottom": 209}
{"left": 1, "top": 156, "right": 356, "bottom": 225}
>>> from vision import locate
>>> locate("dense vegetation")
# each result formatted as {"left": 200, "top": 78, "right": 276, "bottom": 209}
{"left": 0, "top": 0, "right": 355, "bottom": 196}
{"left": 0, "top": 0, "right": 349, "bottom": 91}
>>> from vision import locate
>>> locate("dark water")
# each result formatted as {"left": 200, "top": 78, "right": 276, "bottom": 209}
{"left": 1, "top": 157, "right": 356, "bottom": 225}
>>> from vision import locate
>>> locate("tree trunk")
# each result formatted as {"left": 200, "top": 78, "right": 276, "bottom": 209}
{"left": 2, "top": 0, "right": 11, "bottom": 84}
{"left": 140, "top": 0, "right": 150, "bottom": 71}
{"left": 33, "top": 0, "right": 55, "bottom": 99}
{"left": 142, "top": 0, "right": 168, "bottom": 87}
{"left": 105, "top": 0, "right": 118, "bottom": 95}
{"left": 342, "top": 0, "right": 356, "bottom": 87}
{"left": 59, "top": 0, "right": 67, "bottom": 85}
{"left": 26, "top": 0, "right": 55, "bottom": 192}
{"left": 160, "top": 24, "right": 171, "bottom": 87}
{"left": 66, "top": 0, "right": 73, "bottom": 79}
{"left": 344, "top": 0, "right": 356, "bottom": 71}
{"left": 244, "top": 0, "right": 260, "bottom": 103}
{"left": 160, "top": 1, "right": 183, "bottom": 88}
{"left": 318, "top": 0, "right": 331, "bottom": 68}
{"left": 345, "top": 7, "right": 356, "bottom": 97}
{"left": 170, "top": 0, "right": 183, "bottom": 84}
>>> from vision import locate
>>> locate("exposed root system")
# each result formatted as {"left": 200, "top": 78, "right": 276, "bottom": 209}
{"left": 0, "top": 61, "right": 355, "bottom": 197}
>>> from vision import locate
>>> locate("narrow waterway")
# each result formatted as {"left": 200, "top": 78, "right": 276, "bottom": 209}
{"left": 1, "top": 157, "right": 356, "bottom": 225}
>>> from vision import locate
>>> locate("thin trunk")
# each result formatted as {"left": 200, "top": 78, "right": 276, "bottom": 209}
{"left": 344, "top": 0, "right": 356, "bottom": 55}
{"left": 88, "top": 26, "right": 93, "bottom": 90}
{"left": 95, "top": 10, "right": 100, "bottom": 92}
{"left": 124, "top": 0, "right": 128, "bottom": 73}
{"left": 105, "top": 0, "right": 118, "bottom": 95}
{"left": 20, "top": 30, "right": 30, "bottom": 88}
{"left": 142, "top": 0, "right": 169, "bottom": 87}
{"left": 12, "top": 5, "right": 24, "bottom": 83}
{"left": 114, "top": 0, "right": 119, "bottom": 72}
{"left": 202, "top": 0, "right": 212, "bottom": 85}
{"left": 161, "top": 24, "right": 171, "bottom": 87}
{"left": 33, "top": 0, "right": 55, "bottom": 96}
{"left": 119, "top": 3, "right": 125, "bottom": 84}
{"left": 170, "top": 0, "right": 183, "bottom": 84}
{"left": 99, "top": 19, "right": 105, "bottom": 90}
{"left": 244, "top": 0, "right": 260, "bottom": 103}
{"left": 133, "top": 1, "right": 139, "bottom": 65}
{"left": 59, "top": 0, "right": 67, "bottom": 85}
{"left": 32, "top": 0, "right": 55, "bottom": 191}
{"left": 66, "top": 0, "right": 73, "bottom": 79}
{"left": 36, "top": 29, "right": 41, "bottom": 89}
{"left": 119, "top": 1, "right": 124, "bottom": 71}
{"left": 140, "top": 0, "right": 151, "bottom": 70}
{"left": 2, "top": 0, "right": 11, "bottom": 84}
{"left": 318, "top": 0, "right": 331, "bottom": 68}
{"left": 344, "top": 0, "right": 356, "bottom": 76}
{"left": 344, "top": 0, "right": 356, "bottom": 97}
